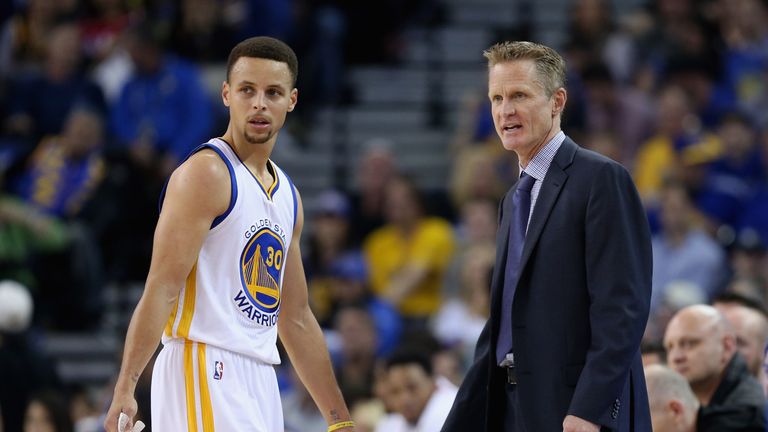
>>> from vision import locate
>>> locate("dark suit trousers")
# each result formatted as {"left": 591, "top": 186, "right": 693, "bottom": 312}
{"left": 504, "top": 383, "right": 527, "bottom": 431}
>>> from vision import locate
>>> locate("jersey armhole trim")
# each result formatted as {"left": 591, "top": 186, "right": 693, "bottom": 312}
{"left": 158, "top": 142, "right": 238, "bottom": 229}
{"left": 282, "top": 170, "right": 298, "bottom": 229}
{"left": 207, "top": 145, "right": 238, "bottom": 228}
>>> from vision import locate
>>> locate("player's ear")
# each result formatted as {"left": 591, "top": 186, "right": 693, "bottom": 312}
{"left": 287, "top": 88, "right": 298, "bottom": 112}
{"left": 222, "top": 81, "right": 231, "bottom": 107}
{"left": 552, "top": 87, "right": 567, "bottom": 117}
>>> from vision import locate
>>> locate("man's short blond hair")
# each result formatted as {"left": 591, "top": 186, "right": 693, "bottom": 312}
{"left": 483, "top": 41, "right": 566, "bottom": 96}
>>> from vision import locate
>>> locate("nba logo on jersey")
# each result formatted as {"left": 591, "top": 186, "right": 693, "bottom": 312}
{"left": 214, "top": 361, "right": 224, "bottom": 380}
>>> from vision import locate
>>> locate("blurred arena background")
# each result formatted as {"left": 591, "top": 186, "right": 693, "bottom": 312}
{"left": 1, "top": 0, "right": 767, "bottom": 431}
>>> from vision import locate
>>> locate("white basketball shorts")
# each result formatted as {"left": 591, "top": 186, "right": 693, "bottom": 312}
{"left": 151, "top": 339, "right": 283, "bottom": 431}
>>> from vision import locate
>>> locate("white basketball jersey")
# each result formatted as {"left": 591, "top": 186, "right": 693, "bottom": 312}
{"left": 162, "top": 138, "right": 297, "bottom": 365}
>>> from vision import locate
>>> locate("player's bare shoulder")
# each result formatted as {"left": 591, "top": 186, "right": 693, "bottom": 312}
{"left": 165, "top": 148, "right": 231, "bottom": 218}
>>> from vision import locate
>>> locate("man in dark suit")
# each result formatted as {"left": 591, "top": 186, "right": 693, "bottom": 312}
{"left": 441, "top": 41, "right": 652, "bottom": 431}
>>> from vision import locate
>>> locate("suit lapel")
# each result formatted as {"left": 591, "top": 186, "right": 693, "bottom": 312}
{"left": 519, "top": 139, "right": 578, "bottom": 272}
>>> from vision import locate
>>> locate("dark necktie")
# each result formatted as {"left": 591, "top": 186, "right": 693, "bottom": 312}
{"left": 496, "top": 172, "right": 536, "bottom": 364}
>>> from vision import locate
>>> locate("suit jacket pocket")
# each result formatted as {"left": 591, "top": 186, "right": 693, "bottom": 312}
{"left": 565, "top": 363, "right": 585, "bottom": 387}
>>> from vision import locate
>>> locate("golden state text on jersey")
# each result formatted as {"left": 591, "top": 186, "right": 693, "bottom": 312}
{"left": 234, "top": 220, "right": 287, "bottom": 327}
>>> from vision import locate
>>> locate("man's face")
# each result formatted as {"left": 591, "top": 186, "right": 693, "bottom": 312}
{"left": 664, "top": 313, "right": 728, "bottom": 386}
{"left": 383, "top": 180, "right": 420, "bottom": 226}
{"left": 387, "top": 363, "right": 436, "bottom": 425}
{"left": 488, "top": 60, "right": 562, "bottom": 158}
{"left": 716, "top": 304, "right": 767, "bottom": 376}
{"left": 62, "top": 111, "right": 103, "bottom": 157}
{"left": 24, "top": 401, "right": 55, "bottom": 432}
{"left": 222, "top": 57, "right": 297, "bottom": 146}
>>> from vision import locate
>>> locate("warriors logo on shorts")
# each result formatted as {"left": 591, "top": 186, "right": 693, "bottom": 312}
{"left": 235, "top": 227, "right": 284, "bottom": 325}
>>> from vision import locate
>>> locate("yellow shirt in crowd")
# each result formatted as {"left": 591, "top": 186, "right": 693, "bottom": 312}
{"left": 364, "top": 217, "right": 456, "bottom": 318}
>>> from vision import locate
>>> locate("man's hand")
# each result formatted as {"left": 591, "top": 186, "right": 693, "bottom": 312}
{"left": 118, "top": 413, "right": 146, "bottom": 432}
{"left": 103, "top": 392, "right": 138, "bottom": 432}
{"left": 563, "top": 415, "right": 599, "bottom": 432}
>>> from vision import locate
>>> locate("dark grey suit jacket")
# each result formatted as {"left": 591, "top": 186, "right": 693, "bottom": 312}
{"left": 442, "top": 137, "right": 653, "bottom": 431}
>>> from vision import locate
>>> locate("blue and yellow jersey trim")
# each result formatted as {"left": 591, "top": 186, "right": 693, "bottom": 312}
{"left": 158, "top": 142, "right": 238, "bottom": 229}
{"left": 251, "top": 159, "right": 280, "bottom": 201}
{"left": 279, "top": 167, "right": 298, "bottom": 229}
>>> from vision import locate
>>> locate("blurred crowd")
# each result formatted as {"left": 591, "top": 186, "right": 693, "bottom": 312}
{"left": 1, "top": 0, "right": 768, "bottom": 431}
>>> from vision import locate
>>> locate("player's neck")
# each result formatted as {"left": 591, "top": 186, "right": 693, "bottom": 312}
{"left": 221, "top": 128, "right": 273, "bottom": 175}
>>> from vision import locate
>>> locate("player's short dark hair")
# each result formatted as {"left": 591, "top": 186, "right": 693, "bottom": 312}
{"left": 641, "top": 340, "right": 667, "bottom": 363}
{"left": 385, "top": 348, "right": 433, "bottom": 376}
{"left": 713, "top": 291, "right": 768, "bottom": 317}
{"left": 226, "top": 36, "right": 298, "bottom": 86}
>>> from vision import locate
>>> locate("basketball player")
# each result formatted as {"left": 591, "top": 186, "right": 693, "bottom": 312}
{"left": 104, "top": 37, "right": 355, "bottom": 432}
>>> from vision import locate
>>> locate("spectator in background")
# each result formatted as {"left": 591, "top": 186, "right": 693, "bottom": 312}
{"left": 442, "top": 198, "right": 497, "bottom": 297}
{"left": 67, "top": 385, "right": 100, "bottom": 432}
{"left": 170, "top": 0, "right": 237, "bottom": 63}
{"left": 0, "top": 280, "right": 61, "bottom": 432}
{"left": 23, "top": 391, "right": 73, "bottom": 432}
{"left": 713, "top": 297, "right": 768, "bottom": 378}
{"left": 454, "top": 198, "right": 497, "bottom": 247}
{"left": 0, "top": 0, "right": 62, "bottom": 74}
{"left": 0, "top": 175, "right": 69, "bottom": 290}
{"left": 78, "top": 0, "right": 132, "bottom": 64}
{"left": 763, "top": 344, "right": 768, "bottom": 398}
{"left": 651, "top": 181, "right": 726, "bottom": 314}
{"left": 332, "top": 306, "right": 379, "bottom": 408}
{"left": 582, "top": 130, "right": 622, "bottom": 161}
{"left": 449, "top": 148, "right": 510, "bottom": 211}
{"left": 645, "top": 364, "right": 699, "bottom": 432}
{"left": 663, "top": 304, "right": 766, "bottom": 429}
{"left": 723, "top": 278, "right": 767, "bottom": 311}
{"left": 696, "top": 112, "right": 765, "bottom": 229}
{"left": 110, "top": 20, "right": 213, "bottom": 175}
{"left": 630, "top": 0, "right": 721, "bottom": 92}
{"left": 665, "top": 54, "right": 733, "bottom": 129}
{"left": 322, "top": 253, "right": 401, "bottom": 356}
{"left": 79, "top": 0, "right": 136, "bottom": 106}
{"left": 9, "top": 108, "right": 106, "bottom": 329}
{"left": 641, "top": 341, "right": 667, "bottom": 368}
{"left": 564, "top": 0, "right": 615, "bottom": 69}
{"left": 4, "top": 22, "right": 105, "bottom": 149}
{"left": 290, "top": 2, "right": 348, "bottom": 118}
{"left": 578, "top": 61, "right": 654, "bottom": 166}
{"left": 364, "top": 176, "right": 455, "bottom": 328}
{"left": 719, "top": 0, "right": 768, "bottom": 119}
{"left": 738, "top": 187, "right": 768, "bottom": 263}
{"left": 633, "top": 85, "right": 719, "bottom": 204}
{"left": 374, "top": 349, "right": 457, "bottom": 432}
{"left": 13, "top": 108, "right": 106, "bottom": 219}
{"left": 349, "top": 139, "right": 397, "bottom": 243}
{"left": 305, "top": 189, "right": 356, "bottom": 318}
{"left": 432, "top": 243, "right": 493, "bottom": 370}
{"left": 237, "top": 0, "right": 294, "bottom": 43}
{"left": 727, "top": 229, "right": 767, "bottom": 294}
{"left": 282, "top": 364, "right": 327, "bottom": 432}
